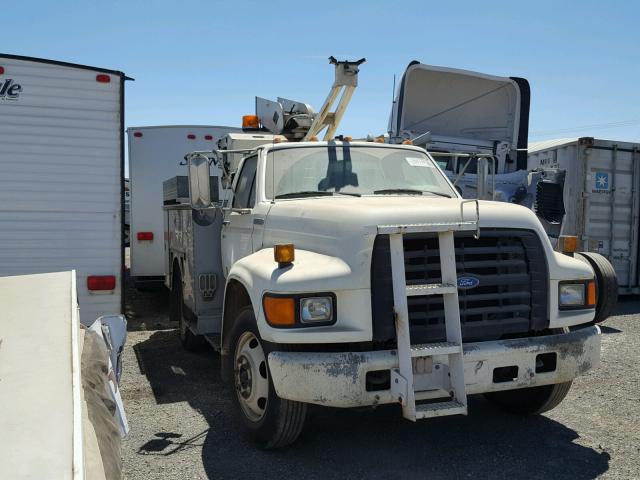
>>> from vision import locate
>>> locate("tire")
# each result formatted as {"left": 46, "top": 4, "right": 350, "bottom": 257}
{"left": 485, "top": 381, "right": 573, "bottom": 415}
{"left": 574, "top": 252, "right": 618, "bottom": 324}
{"left": 228, "top": 307, "right": 307, "bottom": 449}
{"left": 171, "top": 269, "right": 204, "bottom": 351}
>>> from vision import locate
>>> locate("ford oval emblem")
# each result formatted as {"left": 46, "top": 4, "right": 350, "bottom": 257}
{"left": 457, "top": 276, "right": 480, "bottom": 290}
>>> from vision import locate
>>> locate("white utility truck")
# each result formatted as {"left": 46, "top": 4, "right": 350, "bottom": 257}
{"left": 127, "top": 125, "right": 241, "bottom": 289}
{"left": 0, "top": 53, "right": 129, "bottom": 324}
{"left": 166, "top": 58, "right": 603, "bottom": 449}
{"left": 388, "top": 62, "right": 621, "bottom": 309}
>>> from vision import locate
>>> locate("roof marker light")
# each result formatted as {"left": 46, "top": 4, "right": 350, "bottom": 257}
{"left": 0, "top": 66, "right": 5, "bottom": 75}
{"left": 96, "top": 74, "right": 111, "bottom": 83}
{"left": 187, "top": 134, "right": 196, "bottom": 140}
{"left": 133, "top": 132, "right": 143, "bottom": 138}
{"left": 204, "top": 135, "right": 213, "bottom": 140}
{"left": 242, "top": 115, "right": 260, "bottom": 129}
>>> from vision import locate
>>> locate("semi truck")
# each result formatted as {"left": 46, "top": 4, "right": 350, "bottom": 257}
{"left": 165, "top": 58, "right": 606, "bottom": 449}
{"left": 388, "top": 61, "right": 623, "bottom": 307}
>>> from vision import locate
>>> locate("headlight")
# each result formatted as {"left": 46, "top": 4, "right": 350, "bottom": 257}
{"left": 559, "top": 283, "right": 585, "bottom": 306}
{"left": 559, "top": 280, "right": 596, "bottom": 309}
{"left": 263, "top": 293, "right": 336, "bottom": 327}
{"left": 300, "top": 297, "right": 333, "bottom": 323}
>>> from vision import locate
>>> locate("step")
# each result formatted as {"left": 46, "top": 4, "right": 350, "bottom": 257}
{"left": 406, "top": 283, "right": 457, "bottom": 296}
{"left": 378, "top": 221, "right": 477, "bottom": 235}
{"left": 411, "top": 341, "right": 461, "bottom": 357}
{"left": 415, "top": 400, "right": 467, "bottom": 419}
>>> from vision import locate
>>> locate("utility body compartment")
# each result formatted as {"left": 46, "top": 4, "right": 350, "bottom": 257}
{"left": 163, "top": 183, "right": 225, "bottom": 335}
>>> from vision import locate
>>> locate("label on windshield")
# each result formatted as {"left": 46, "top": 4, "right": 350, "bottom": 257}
{"left": 406, "top": 157, "right": 434, "bottom": 168}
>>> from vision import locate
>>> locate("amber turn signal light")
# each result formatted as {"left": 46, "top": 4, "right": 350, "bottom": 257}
{"left": 274, "top": 244, "right": 295, "bottom": 268}
{"left": 587, "top": 279, "right": 597, "bottom": 307}
{"left": 558, "top": 235, "right": 578, "bottom": 254}
{"left": 263, "top": 296, "right": 295, "bottom": 326}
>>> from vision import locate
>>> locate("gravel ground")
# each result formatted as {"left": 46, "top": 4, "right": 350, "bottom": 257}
{"left": 121, "top": 292, "right": 640, "bottom": 479}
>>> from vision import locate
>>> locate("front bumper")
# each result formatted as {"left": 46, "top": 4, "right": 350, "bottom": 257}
{"left": 268, "top": 326, "right": 601, "bottom": 408}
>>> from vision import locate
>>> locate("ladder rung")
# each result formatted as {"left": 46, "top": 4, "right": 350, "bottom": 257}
{"left": 415, "top": 400, "right": 467, "bottom": 419}
{"left": 377, "top": 222, "right": 477, "bottom": 235}
{"left": 411, "top": 341, "right": 460, "bottom": 357}
{"left": 406, "top": 283, "right": 456, "bottom": 296}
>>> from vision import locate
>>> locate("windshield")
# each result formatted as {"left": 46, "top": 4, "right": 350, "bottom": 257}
{"left": 265, "top": 145, "right": 457, "bottom": 199}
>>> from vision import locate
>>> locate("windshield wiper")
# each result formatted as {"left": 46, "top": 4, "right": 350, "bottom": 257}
{"left": 422, "top": 190, "right": 452, "bottom": 198}
{"left": 275, "top": 190, "right": 361, "bottom": 199}
{"left": 373, "top": 188, "right": 451, "bottom": 198}
{"left": 275, "top": 191, "right": 334, "bottom": 199}
{"left": 373, "top": 188, "right": 424, "bottom": 195}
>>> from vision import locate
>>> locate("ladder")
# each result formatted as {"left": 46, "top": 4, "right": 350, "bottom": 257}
{"left": 380, "top": 201, "right": 480, "bottom": 421}
{"left": 302, "top": 57, "right": 366, "bottom": 142}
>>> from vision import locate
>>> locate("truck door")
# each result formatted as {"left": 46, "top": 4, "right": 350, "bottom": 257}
{"left": 221, "top": 155, "right": 258, "bottom": 276}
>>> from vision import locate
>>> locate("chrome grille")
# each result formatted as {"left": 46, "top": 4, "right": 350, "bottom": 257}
{"left": 370, "top": 228, "right": 549, "bottom": 344}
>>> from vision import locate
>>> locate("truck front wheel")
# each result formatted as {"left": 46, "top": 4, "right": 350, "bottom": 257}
{"left": 229, "top": 307, "right": 307, "bottom": 449}
{"left": 484, "top": 381, "right": 572, "bottom": 415}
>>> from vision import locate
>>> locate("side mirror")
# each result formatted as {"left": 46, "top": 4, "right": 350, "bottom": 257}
{"left": 188, "top": 155, "right": 212, "bottom": 209}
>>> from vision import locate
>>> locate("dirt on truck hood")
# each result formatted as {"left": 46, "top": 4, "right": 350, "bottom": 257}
{"left": 264, "top": 196, "right": 549, "bottom": 244}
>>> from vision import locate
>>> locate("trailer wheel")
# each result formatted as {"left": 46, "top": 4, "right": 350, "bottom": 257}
{"left": 229, "top": 307, "right": 307, "bottom": 449}
{"left": 171, "top": 269, "right": 204, "bottom": 351}
{"left": 574, "top": 252, "right": 618, "bottom": 323}
{"left": 484, "top": 381, "right": 573, "bottom": 415}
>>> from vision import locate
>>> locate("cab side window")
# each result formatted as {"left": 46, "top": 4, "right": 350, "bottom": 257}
{"left": 232, "top": 155, "right": 258, "bottom": 209}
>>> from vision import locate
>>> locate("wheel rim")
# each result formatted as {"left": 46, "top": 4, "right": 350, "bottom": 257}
{"left": 234, "top": 331, "right": 269, "bottom": 422}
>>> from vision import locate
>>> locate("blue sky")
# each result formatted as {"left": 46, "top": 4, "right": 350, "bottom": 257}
{"left": 4, "top": 0, "right": 640, "bottom": 147}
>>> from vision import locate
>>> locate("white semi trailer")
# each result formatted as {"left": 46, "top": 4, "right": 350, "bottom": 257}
{"left": 527, "top": 137, "right": 640, "bottom": 295}
{"left": 163, "top": 58, "right": 606, "bottom": 449}
{"left": 127, "top": 125, "right": 241, "bottom": 289}
{"left": 0, "top": 54, "right": 129, "bottom": 324}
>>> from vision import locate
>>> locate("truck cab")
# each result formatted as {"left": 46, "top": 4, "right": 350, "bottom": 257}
{"left": 168, "top": 138, "right": 601, "bottom": 449}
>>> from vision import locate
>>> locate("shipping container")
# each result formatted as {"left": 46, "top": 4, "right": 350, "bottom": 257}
{"left": 0, "top": 54, "right": 129, "bottom": 324}
{"left": 528, "top": 137, "right": 640, "bottom": 294}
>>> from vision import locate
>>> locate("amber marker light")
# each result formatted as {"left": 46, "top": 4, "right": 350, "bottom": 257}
{"left": 263, "top": 296, "right": 296, "bottom": 326}
{"left": 558, "top": 235, "right": 578, "bottom": 254}
{"left": 587, "top": 279, "right": 597, "bottom": 307}
{"left": 274, "top": 244, "right": 295, "bottom": 268}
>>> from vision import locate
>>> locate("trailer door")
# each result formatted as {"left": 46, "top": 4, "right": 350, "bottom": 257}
{"left": 583, "top": 141, "right": 640, "bottom": 293}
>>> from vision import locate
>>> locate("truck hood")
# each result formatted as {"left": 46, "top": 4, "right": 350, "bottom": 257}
{"left": 388, "top": 62, "right": 530, "bottom": 169}
{"left": 263, "top": 196, "right": 550, "bottom": 255}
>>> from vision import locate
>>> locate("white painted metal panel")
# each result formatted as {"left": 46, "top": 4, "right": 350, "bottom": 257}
{"left": 528, "top": 138, "right": 640, "bottom": 293}
{"left": 0, "top": 271, "right": 82, "bottom": 479}
{"left": 0, "top": 55, "right": 124, "bottom": 324}
{"left": 128, "top": 125, "right": 240, "bottom": 279}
